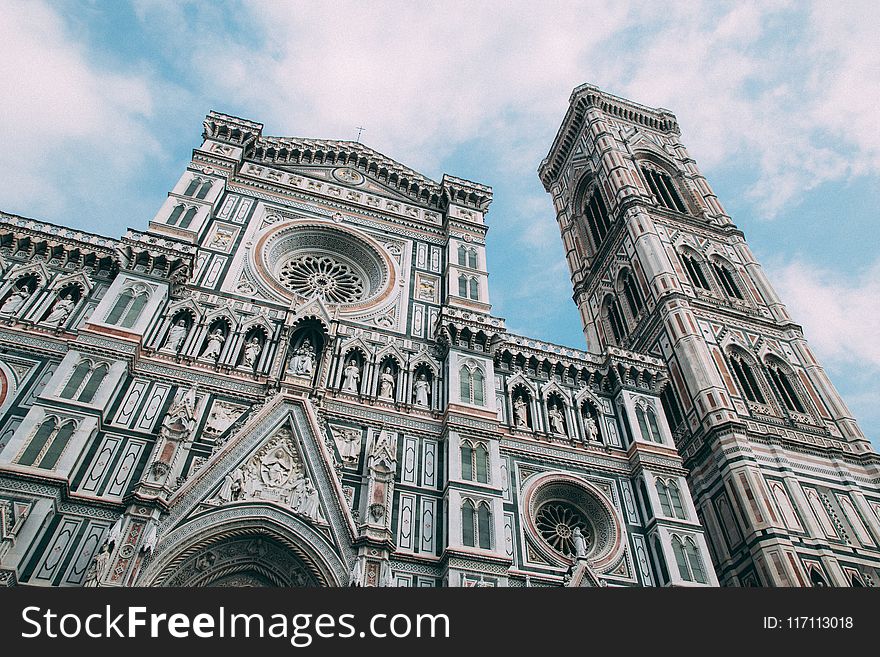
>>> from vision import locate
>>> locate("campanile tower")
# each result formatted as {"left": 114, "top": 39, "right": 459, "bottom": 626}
{"left": 539, "top": 84, "right": 880, "bottom": 586}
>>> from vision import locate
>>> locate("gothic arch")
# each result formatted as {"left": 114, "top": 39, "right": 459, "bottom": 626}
{"left": 137, "top": 504, "right": 347, "bottom": 587}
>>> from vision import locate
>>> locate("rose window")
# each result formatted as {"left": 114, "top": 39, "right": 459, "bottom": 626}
{"left": 255, "top": 222, "right": 395, "bottom": 309}
{"left": 535, "top": 501, "right": 592, "bottom": 557}
{"left": 278, "top": 254, "right": 366, "bottom": 303}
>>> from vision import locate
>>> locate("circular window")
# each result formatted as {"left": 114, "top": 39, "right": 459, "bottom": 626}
{"left": 278, "top": 254, "right": 366, "bottom": 303}
{"left": 522, "top": 472, "right": 625, "bottom": 570}
{"left": 535, "top": 501, "right": 592, "bottom": 557}
{"left": 254, "top": 222, "right": 395, "bottom": 310}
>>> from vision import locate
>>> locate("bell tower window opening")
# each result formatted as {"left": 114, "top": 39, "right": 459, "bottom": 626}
{"left": 681, "top": 253, "right": 711, "bottom": 291}
{"left": 711, "top": 261, "right": 743, "bottom": 299}
{"left": 728, "top": 353, "right": 766, "bottom": 404}
{"left": 583, "top": 186, "right": 611, "bottom": 249}
{"left": 766, "top": 361, "right": 806, "bottom": 414}
{"left": 640, "top": 166, "right": 687, "bottom": 214}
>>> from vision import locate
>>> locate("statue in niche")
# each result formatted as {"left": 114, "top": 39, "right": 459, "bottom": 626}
{"left": 201, "top": 328, "right": 225, "bottom": 360}
{"left": 342, "top": 359, "right": 360, "bottom": 393}
{"left": 513, "top": 395, "right": 529, "bottom": 428}
{"left": 164, "top": 319, "right": 188, "bottom": 352}
{"left": 1, "top": 286, "right": 30, "bottom": 315}
{"left": 572, "top": 526, "right": 588, "bottom": 558}
{"left": 585, "top": 415, "right": 599, "bottom": 443}
{"left": 242, "top": 336, "right": 262, "bottom": 368}
{"left": 289, "top": 475, "right": 307, "bottom": 510}
{"left": 84, "top": 542, "right": 112, "bottom": 587}
{"left": 205, "top": 402, "right": 236, "bottom": 435}
{"left": 44, "top": 293, "right": 75, "bottom": 326}
{"left": 413, "top": 373, "right": 430, "bottom": 407}
{"left": 288, "top": 338, "right": 316, "bottom": 376}
{"left": 379, "top": 367, "right": 395, "bottom": 399}
{"left": 548, "top": 402, "right": 566, "bottom": 435}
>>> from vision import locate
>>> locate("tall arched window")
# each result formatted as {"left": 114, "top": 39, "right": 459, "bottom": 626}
{"left": 467, "top": 249, "right": 478, "bottom": 269}
{"left": 652, "top": 535, "right": 670, "bottom": 585}
{"left": 179, "top": 207, "right": 198, "bottom": 229}
{"left": 605, "top": 296, "right": 627, "bottom": 345}
{"left": 656, "top": 479, "right": 686, "bottom": 519}
{"left": 78, "top": 364, "right": 108, "bottom": 403}
{"left": 183, "top": 179, "right": 201, "bottom": 197}
{"left": 18, "top": 418, "right": 76, "bottom": 469}
{"left": 167, "top": 204, "right": 185, "bottom": 226}
{"left": 657, "top": 480, "right": 673, "bottom": 516}
{"left": 458, "top": 274, "right": 468, "bottom": 297}
{"left": 640, "top": 166, "right": 687, "bottom": 213}
{"left": 460, "top": 442, "right": 474, "bottom": 481}
{"left": 583, "top": 186, "right": 612, "bottom": 249}
{"left": 457, "top": 244, "right": 467, "bottom": 266}
{"left": 770, "top": 482, "right": 802, "bottom": 531}
{"left": 636, "top": 404, "right": 662, "bottom": 443}
{"left": 462, "top": 500, "right": 476, "bottom": 547}
{"left": 680, "top": 253, "right": 711, "bottom": 290}
{"left": 468, "top": 277, "right": 479, "bottom": 300}
{"left": 60, "top": 361, "right": 91, "bottom": 399}
{"left": 765, "top": 361, "right": 806, "bottom": 413}
{"left": 711, "top": 261, "right": 743, "bottom": 299}
{"left": 728, "top": 353, "right": 766, "bottom": 404}
{"left": 105, "top": 286, "right": 149, "bottom": 328}
{"left": 459, "top": 364, "right": 485, "bottom": 406}
{"left": 621, "top": 270, "right": 644, "bottom": 317}
{"left": 474, "top": 443, "right": 489, "bottom": 484}
{"left": 196, "top": 180, "right": 212, "bottom": 200}
{"left": 672, "top": 535, "right": 706, "bottom": 583}
{"left": 477, "top": 503, "right": 492, "bottom": 549}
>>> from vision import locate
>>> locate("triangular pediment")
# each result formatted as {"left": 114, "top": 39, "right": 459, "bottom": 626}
{"left": 157, "top": 396, "right": 357, "bottom": 567}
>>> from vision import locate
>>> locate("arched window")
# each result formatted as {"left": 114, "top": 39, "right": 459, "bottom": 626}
{"left": 105, "top": 286, "right": 149, "bottom": 329}
{"left": 850, "top": 572, "right": 865, "bottom": 587}
{"left": 18, "top": 418, "right": 76, "bottom": 469}
{"left": 809, "top": 568, "right": 828, "bottom": 587}
{"left": 605, "top": 296, "right": 627, "bottom": 345}
{"left": 460, "top": 442, "right": 474, "bottom": 481}
{"left": 468, "top": 277, "right": 479, "bottom": 300}
{"left": 60, "top": 361, "right": 91, "bottom": 399}
{"left": 680, "top": 253, "right": 711, "bottom": 290}
{"left": 636, "top": 404, "right": 662, "bottom": 443}
{"left": 458, "top": 274, "right": 468, "bottom": 298}
{"left": 179, "top": 207, "right": 198, "bottom": 229}
{"left": 468, "top": 249, "right": 478, "bottom": 269}
{"left": 167, "top": 204, "right": 185, "bottom": 226}
{"left": 765, "top": 361, "right": 806, "bottom": 413}
{"left": 459, "top": 364, "right": 485, "bottom": 406}
{"left": 770, "top": 482, "right": 802, "bottom": 531}
{"left": 196, "top": 180, "right": 212, "bottom": 200}
{"left": 668, "top": 481, "right": 686, "bottom": 519}
{"left": 657, "top": 480, "right": 673, "bottom": 516}
{"left": 728, "top": 353, "right": 766, "bottom": 404}
{"left": 457, "top": 244, "right": 467, "bottom": 266}
{"left": 477, "top": 503, "right": 492, "bottom": 549}
{"left": 583, "top": 186, "right": 612, "bottom": 249}
{"left": 672, "top": 536, "right": 706, "bottom": 583}
{"left": 652, "top": 535, "right": 669, "bottom": 585}
{"left": 661, "top": 385, "right": 684, "bottom": 432}
{"left": 621, "top": 270, "right": 644, "bottom": 317}
{"left": 462, "top": 500, "right": 476, "bottom": 547}
{"left": 77, "top": 364, "right": 108, "bottom": 403}
{"left": 640, "top": 166, "right": 687, "bottom": 213}
{"left": 711, "top": 261, "right": 743, "bottom": 299}
{"left": 183, "top": 179, "right": 201, "bottom": 197}
{"left": 475, "top": 443, "right": 489, "bottom": 484}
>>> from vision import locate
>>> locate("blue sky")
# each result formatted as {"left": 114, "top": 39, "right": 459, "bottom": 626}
{"left": 1, "top": 1, "right": 877, "bottom": 445}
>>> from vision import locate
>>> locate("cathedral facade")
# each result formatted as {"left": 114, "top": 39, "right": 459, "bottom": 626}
{"left": 0, "top": 84, "right": 876, "bottom": 588}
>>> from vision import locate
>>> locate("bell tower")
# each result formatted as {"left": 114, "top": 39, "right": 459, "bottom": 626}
{"left": 539, "top": 84, "right": 880, "bottom": 586}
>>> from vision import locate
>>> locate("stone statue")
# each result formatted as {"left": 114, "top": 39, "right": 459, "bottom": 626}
{"left": 298, "top": 480, "right": 321, "bottom": 522}
{"left": 44, "top": 293, "right": 75, "bottom": 327}
{"left": 288, "top": 338, "right": 316, "bottom": 376}
{"left": 1, "top": 286, "right": 30, "bottom": 315}
{"left": 289, "top": 475, "right": 307, "bottom": 510}
{"left": 164, "top": 319, "right": 188, "bottom": 352}
{"left": 513, "top": 395, "right": 529, "bottom": 428}
{"left": 379, "top": 367, "right": 395, "bottom": 399}
{"left": 338, "top": 428, "right": 362, "bottom": 462}
{"left": 572, "top": 526, "right": 588, "bottom": 558}
{"left": 585, "top": 415, "right": 599, "bottom": 443}
{"left": 201, "top": 328, "right": 225, "bottom": 359}
{"left": 218, "top": 469, "right": 242, "bottom": 502}
{"left": 83, "top": 542, "right": 111, "bottom": 587}
{"left": 548, "top": 402, "right": 566, "bottom": 435}
{"left": 342, "top": 359, "right": 360, "bottom": 393}
{"left": 379, "top": 559, "right": 395, "bottom": 587}
{"left": 141, "top": 521, "right": 158, "bottom": 555}
{"left": 205, "top": 402, "right": 236, "bottom": 435}
{"left": 414, "top": 373, "right": 429, "bottom": 406}
{"left": 242, "top": 336, "right": 262, "bottom": 368}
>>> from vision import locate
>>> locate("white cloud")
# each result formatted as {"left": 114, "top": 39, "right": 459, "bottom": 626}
{"left": 0, "top": 0, "right": 160, "bottom": 223}
{"left": 769, "top": 258, "right": 880, "bottom": 368}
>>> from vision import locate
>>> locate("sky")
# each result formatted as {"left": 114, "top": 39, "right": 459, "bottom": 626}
{"left": 0, "top": 0, "right": 877, "bottom": 445}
